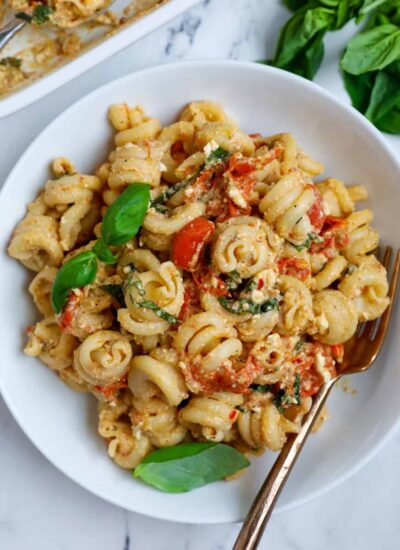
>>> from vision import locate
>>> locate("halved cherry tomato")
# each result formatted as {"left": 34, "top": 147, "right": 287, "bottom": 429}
{"left": 227, "top": 155, "right": 257, "bottom": 199}
{"left": 215, "top": 199, "right": 252, "bottom": 223}
{"left": 278, "top": 257, "right": 311, "bottom": 281}
{"left": 294, "top": 342, "right": 337, "bottom": 397}
{"left": 307, "top": 186, "right": 326, "bottom": 232}
{"left": 171, "top": 217, "right": 215, "bottom": 271}
{"left": 322, "top": 215, "right": 347, "bottom": 233}
{"left": 58, "top": 293, "right": 80, "bottom": 331}
{"left": 192, "top": 266, "right": 229, "bottom": 297}
{"left": 330, "top": 343, "right": 344, "bottom": 363}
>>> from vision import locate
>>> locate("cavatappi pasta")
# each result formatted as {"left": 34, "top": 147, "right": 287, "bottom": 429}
{"left": 9, "top": 100, "right": 390, "bottom": 478}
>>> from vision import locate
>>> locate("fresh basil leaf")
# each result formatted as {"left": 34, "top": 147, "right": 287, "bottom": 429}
{"left": 101, "top": 183, "right": 150, "bottom": 246}
{"left": 374, "top": 103, "right": 400, "bottom": 133}
{"left": 51, "top": 251, "right": 97, "bottom": 314}
{"left": 292, "top": 232, "right": 322, "bottom": 251}
{"left": 282, "top": 0, "right": 310, "bottom": 12}
{"left": 16, "top": 5, "right": 53, "bottom": 24}
{"left": 100, "top": 284, "right": 126, "bottom": 306}
{"left": 206, "top": 146, "right": 230, "bottom": 164}
{"left": 341, "top": 24, "right": 400, "bottom": 75}
{"left": 218, "top": 296, "right": 279, "bottom": 315}
{"left": 272, "top": 7, "right": 334, "bottom": 69}
{"left": 342, "top": 70, "right": 375, "bottom": 112}
{"left": 15, "top": 11, "right": 32, "bottom": 22}
{"left": 134, "top": 442, "right": 249, "bottom": 493}
{"left": 138, "top": 300, "right": 178, "bottom": 324}
{"left": 281, "top": 27, "right": 326, "bottom": 79}
{"left": 250, "top": 383, "right": 274, "bottom": 393}
{"left": 365, "top": 67, "right": 400, "bottom": 122}
{"left": 0, "top": 57, "right": 22, "bottom": 68}
{"left": 92, "top": 239, "right": 118, "bottom": 264}
{"left": 294, "top": 373, "right": 301, "bottom": 404}
{"left": 359, "top": 0, "right": 390, "bottom": 17}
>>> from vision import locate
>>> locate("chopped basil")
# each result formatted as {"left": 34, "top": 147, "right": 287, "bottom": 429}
{"left": 245, "top": 279, "right": 258, "bottom": 292}
{"left": 150, "top": 147, "right": 230, "bottom": 207}
{"left": 293, "top": 374, "right": 301, "bottom": 405}
{"left": 134, "top": 442, "right": 249, "bottom": 492}
{"left": 218, "top": 296, "right": 279, "bottom": 315}
{"left": 16, "top": 5, "right": 53, "bottom": 25}
{"left": 250, "top": 383, "right": 274, "bottom": 393}
{"left": 138, "top": 300, "right": 178, "bottom": 324}
{"left": 226, "top": 269, "right": 241, "bottom": 290}
{"left": 100, "top": 284, "right": 126, "bottom": 306}
{"left": 294, "top": 337, "right": 305, "bottom": 352}
{"left": 235, "top": 405, "right": 248, "bottom": 413}
{"left": 293, "top": 232, "right": 322, "bottom": 252}
{"left": 274, "top": 374, "right": 301, "bottom": 413}
{"left": 0, "top": 57, "right": 22, "bottom": 69}
{"left": 126, "top": 274, "right": 145, "bottom": 297}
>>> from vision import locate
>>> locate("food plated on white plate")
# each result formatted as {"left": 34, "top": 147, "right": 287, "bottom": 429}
{"left": 0, "top": 61, "right": 399, "bottom": 523}
{"left": 7, "top": 99, "right": 391, "bottom": 492}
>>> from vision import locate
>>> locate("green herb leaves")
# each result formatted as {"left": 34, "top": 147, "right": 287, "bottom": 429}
{"left": 0, "top": 57, "right": 22, "bottom": 68}
{"left": 218, "top": 296, "right": 280, "bottom": 315}
{"left": 341, "top": 5, "right": 400, "bottom": 134}
{"left": 101, "top": 183, "right": 150, "bottom": 246}
{"left": 51, "top": 184, "right": 150, "bottom": 314}
{"left": 16, "top": 5, "right": 53, "bottom": 25}
{"left": 134, "top": 442, "right": 249, "bottom": 492}
{"left": 51, "top": 251, "right": 97, "bottom": 314}
{"left": 264, "top": 0, "right": 400, "bottom": 134}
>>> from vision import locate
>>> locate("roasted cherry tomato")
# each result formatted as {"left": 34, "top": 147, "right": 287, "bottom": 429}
{"left": 307, "top": 186, "right": 326, "bottom": 232}
{"left": 278, "top": 257, "right": 311, "bottom": 281}
{"left": 58, "top": 292, "right": 80, "bottom": 331}
{"left": 171, "top": 217, "right": 215, "bottom": 271}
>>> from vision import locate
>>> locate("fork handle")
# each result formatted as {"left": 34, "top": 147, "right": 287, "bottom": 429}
{"left": 0, "top": 18, "right": 25, "bottom": 51}
{"left": 233, "top": 378, "right": 336, "bottom": 550}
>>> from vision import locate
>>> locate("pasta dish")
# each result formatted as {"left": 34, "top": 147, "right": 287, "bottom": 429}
{"left": 8, "top": 101, "right": 390, "bottom": 491}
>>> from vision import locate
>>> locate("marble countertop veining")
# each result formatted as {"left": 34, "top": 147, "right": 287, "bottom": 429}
{"left": 1, "top": 1, "right": 400, "bottom": 549}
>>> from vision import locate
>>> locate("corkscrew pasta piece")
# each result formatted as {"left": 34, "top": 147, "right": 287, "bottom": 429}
{"left": 143, "top": 202, "right": 206, "bottom": 236}
{"left": 343, "top": 209, "right": 379, "bottom": 261}
{"left": 24, "top": 317, "right": 79, "bottom": 371}
{"left": 212, "top": 216, "right": 275, "bottom": 278}
{"left": 130, "top": 396, "right": 187, "bottom": 447}
{"left": 104, "top": 142, "right": 166, "bottom": 205}
{"left": 74, "top": 330, "right": 132, "bottom": 387}
{"left": 98, "top": 393, "right": 153, "bottom": 469}
{"left": 250, "top": 334, "right": 294, "bottom": 385}
{"left": 175, "top": 312, "right": 241, "bottom": 375}
{"left": 195, "top": 122, "right": 255, "bottom": 156}
{"left": 179, "top": 101, "right": 229, "bottom": 129}
{"left": 159, "top": 121, "right": 195, "bottom": 182}
{"left": 316, "top": 178, "right": 361, "bottom": 217}
{"left": 277, "top": 275, "right": 314, "bottom": 335}
{"left": 118, "top": 260, "right": 184, "bottom": 337}
{"left": 28, "top": 266, "right": 58, "bottom": 316}
{"left": 8, "top": 214, "right": 63, "bottom": 271}
{"left": 178, "top": 392, "right": 243, "bottom": 442}
{"left": 339, "top": 255, "right": 390, "bottom": 321}
{"left": 311, "top": 290, "right": 358, "bottom": 344}
{"left": 58, "top": 366, "right": 89, "bottom": 393}
{"left": 237, "top": 398, "right": 300, "bottom": 451}
{"left": 44, "top": 173, "right": 102, "bottom": 251}
{"left": 259, "top": 172, "right": 325, "bottom": 245}
{"left": 313, "top": 255, "right": 348, "bottom": 291}
{"left": 128, "top": 354, "right": 188, "bottom": 407}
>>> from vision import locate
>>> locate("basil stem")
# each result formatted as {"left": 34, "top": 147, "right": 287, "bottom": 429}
{"left": 218, "top": 296, "right": 279, "bottom": 315}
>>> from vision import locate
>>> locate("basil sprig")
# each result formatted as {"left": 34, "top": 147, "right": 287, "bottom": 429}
{"left": 126, "top": 274, "right": 178, "bottom": 324}
{"left": 51, "top": 184, "right": 150, "bottom": 313}
{"left": 51, "top": 251, "right": 97, "bottom": 314}
{"left": 134, "top": 442, "right": 249, "bottom": 493}
{"left": 218, "top": 296, "right": 280, "bottom": 315}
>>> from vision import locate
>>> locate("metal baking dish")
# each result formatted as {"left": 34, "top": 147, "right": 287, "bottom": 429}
{"left": 0, "top": 0, "right": 200, "bottom": 118}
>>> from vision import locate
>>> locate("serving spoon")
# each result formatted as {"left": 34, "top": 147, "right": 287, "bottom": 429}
{"left": 234, "top": 246, "right": 400, "bottom": 550}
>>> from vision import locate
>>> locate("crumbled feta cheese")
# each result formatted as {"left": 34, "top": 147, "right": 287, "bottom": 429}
{"left": 315, "top": 351, "right": 332, "bottom": 383}
{"left": 203, "top": 140, "right": 219, "bottom": 157}
{"left": 228, "top": 183, "right": 248, "bottom": 209}
{"left": 159, "top": 162, "right": 167, "bottom": 172}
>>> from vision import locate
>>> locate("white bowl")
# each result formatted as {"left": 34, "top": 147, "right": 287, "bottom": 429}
{"left": 0, "top": 60, "right": 399, "bottom": 524}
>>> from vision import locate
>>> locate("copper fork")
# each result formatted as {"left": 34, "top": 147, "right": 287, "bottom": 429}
{"left": 234, "top": 246, "right": 400, "bottom": 550}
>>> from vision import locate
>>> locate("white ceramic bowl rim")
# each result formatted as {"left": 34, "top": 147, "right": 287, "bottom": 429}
{"left": 1, "top": 60, "right": 399, "bottom": 524}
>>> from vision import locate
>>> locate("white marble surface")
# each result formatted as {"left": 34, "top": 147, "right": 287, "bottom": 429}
{"left": 1, "top": 1, "right": 400, "bottom": 549}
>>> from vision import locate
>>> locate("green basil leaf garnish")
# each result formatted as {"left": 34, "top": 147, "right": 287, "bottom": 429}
{"left": 138, "top": 300, "right": 178, "bottom": 324}
{"left": 0, "top": 57, "right": 22, "bottom": 68}
{"left": 92, "top": 239, "right": 118, "bottom": 264}
{"left": 16, "top": 5, "right": 53, "bottom": 25}
{"left": 134, "top": 442, "right": 249, "bottom": 493}
{"left": 250, "top": 383, "right": 274, "bottom": 393}
{"left": 51, "top": 251, "right": 97, "bottom": 314}
{"left": 101, "top": 183, "right": 150, "bottom": 246}
{"left": 218, "top": 296, "right": 279, "bottom": 315}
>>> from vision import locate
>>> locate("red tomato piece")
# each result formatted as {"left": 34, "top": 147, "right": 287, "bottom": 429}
{"left": 93, "top": 376, "right": 128, "bottom": 400}
{"left": 307, "top": 186, "right": 326, "bottom": 232}
{"left": 58, "top": 292, "right": 80, "bottom": 331}
{"left": 178, "top": 283, "right": 200, "bottom": 321}
{"left": 322, "top": 215, "right": 347, "bottom": 233}
{"left": 278, "top": 257, "right": 311, "bottom": 281}
{"left": 295, "top": 342, "right": 337, "bottom": 397}
{"left": 171, "top": 217, "right": 215, "bottom": 271}
{"left": 192, "top": 267, "right": 229, "bottom": 297}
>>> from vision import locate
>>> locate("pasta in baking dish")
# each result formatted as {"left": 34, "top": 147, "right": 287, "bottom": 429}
{"left": 8, "top": 101, "right": 390, "bottom": 485}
